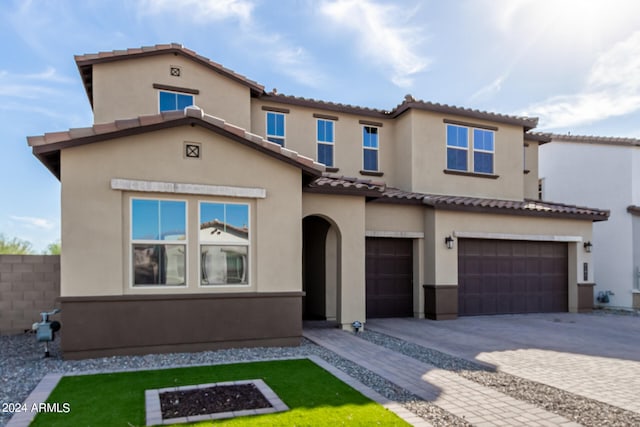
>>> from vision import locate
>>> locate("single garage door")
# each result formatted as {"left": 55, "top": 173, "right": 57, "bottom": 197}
{"left": 458, "top": 239, "right": 568, "bottom": 316}
{"left": 366, "top": 237, "right": 413, "bottom": 318}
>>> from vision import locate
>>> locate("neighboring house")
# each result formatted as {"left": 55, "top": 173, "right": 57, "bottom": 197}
{"left": 539, "top": 133, "right": 640, "bottom": 310}
{"left": 27, "top": 44, "right": 608, "bottom": 359}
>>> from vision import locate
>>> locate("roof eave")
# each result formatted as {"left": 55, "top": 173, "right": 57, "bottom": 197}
{"left": 31, "top": 115, "right": 323, "bottom": 180}
{"left": 422, "top": 201, "right": 609, "bottom": 222}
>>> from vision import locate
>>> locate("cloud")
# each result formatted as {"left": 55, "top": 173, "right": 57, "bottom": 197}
{"left": 140, "top": 0, "right": 254, "bottom": 23}
{"left": 469, "top": 74, "right": 508, "bottom": 104}
{"left": 319, "top": 0, "right": 429, "bottom": 87}
{"left": 0, "top": 67, "right": 73, "bottom": 99}
{"left": 10, "top": 216, "right": 55, "bottom": 230}
{"left": 525, "top": 31, "right": 640, "bottom": 129}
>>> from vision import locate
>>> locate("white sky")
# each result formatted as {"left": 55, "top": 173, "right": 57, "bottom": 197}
{"left": 1, "top": 0, "right": 639, "bottom": 250}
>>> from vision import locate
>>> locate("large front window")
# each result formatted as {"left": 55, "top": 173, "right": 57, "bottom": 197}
{"left": 159, "top": 90, "right": 194, "bottom": 112}
{"left": 266, "top": 112, "right": 285, "bottom": 146}
{"left": 131, "top": 199, "right": 186, "bottom": 286}
{"left": 362, "top": 126, "right": 379, "bottom": 171}
{"left": 317, "top": 119, "right": 335, "bottom": 167}
{"left": 200, "top": 202, "right": 250, "bottom": 285}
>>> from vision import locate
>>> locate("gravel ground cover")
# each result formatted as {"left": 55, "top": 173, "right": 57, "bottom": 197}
{"left": 0, "top": 332, "right": 468, "bottom": 427}
{"left": 359, "top": 329, "right": 640, "bottom": 427}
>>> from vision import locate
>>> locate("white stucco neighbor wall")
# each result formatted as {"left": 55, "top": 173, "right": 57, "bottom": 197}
{"left": 540, "top": 141, "right": 634, "bottom": 309}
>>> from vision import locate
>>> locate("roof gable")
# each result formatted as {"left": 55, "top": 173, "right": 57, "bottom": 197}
{"left": 27, "top": 107, "right": 324, "bottom": 180}
{"left": 75, "top": 43, "right": 264, "bottom": 108}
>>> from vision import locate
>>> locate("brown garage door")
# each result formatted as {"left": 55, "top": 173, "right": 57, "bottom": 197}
{"left": 458, "top": 239, "right": 568, "bottom": 316}
{"left": 366, "top": 237, "right": 413, "bottom": 318}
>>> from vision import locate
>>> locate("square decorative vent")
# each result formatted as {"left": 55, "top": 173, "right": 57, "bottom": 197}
{"left": 185, "top": 143, "right": 200, "bottom": 159}
{"left": 170, "top": 66, "right": 181, "bottom": 77}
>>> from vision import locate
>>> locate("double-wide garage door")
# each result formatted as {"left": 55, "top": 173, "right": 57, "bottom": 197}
{"left": 458, "top": 239, "right": 568, "bottom": 316}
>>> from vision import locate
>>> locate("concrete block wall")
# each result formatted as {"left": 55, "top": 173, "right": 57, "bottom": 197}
{"left": 0, "top": 255, "right": 60, "bottom": 334}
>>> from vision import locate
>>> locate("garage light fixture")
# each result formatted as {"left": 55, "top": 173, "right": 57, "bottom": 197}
{"left": 445, "top": 235, "right": 455, "bottom": 249}
{"left": 583, "top": 241, "right": 592, "bottom": 253}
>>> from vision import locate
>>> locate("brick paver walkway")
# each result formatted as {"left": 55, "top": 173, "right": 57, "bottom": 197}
{"left": 367, "top": 315, "right": 640, "bottom": 415}
{"left": 304, "top": 328, "right": 580, "bottom": 426}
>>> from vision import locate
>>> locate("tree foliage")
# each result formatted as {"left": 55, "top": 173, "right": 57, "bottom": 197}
{"left": 0, "top": 234, "right": 35, "bottom": 255}
{"left": 45, "top": 241, "right": 61, "bottom": 255}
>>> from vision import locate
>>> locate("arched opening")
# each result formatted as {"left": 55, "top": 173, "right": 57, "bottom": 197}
{"left": 302, "top": 215, "right": 340, "bottom": 321}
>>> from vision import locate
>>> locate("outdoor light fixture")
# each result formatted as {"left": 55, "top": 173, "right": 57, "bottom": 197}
{"left": 445, "top": 235, "right": 454, "bottom": 249}
{"left": 352, "top": 320, "right": 362, "bottom": 334}
{"left": 583, "top": 241, "right": 592, "bottom": 253}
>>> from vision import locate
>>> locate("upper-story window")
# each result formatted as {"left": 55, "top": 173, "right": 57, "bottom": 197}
{"left": 446, "top": 125, "right": 468, "bottom": 171}
{"left": 446, "top": 124, "right": 494, "bottom": 174}
{"left": 362, "top": 126, "right": 379, "bottom": 171}
{"left": 317, "top": 119, "right": 335, "bottom": 167}
{"left": 159, "top": 90, "right": 194, "bottom": 112}
{"left": 473, "top": 129, "right": 494, "bottom": 174}
{"left": 266, "top": 112, "right": 285, "bottom": 146}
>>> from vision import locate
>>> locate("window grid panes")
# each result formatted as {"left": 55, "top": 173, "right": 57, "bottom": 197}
{"left": 159, "top": 91, "right": 194, "bottom": 112}
{"left": 446, "top": 124, "right": 495, "bottom": 174}
{"left": 446, "top": 125, "right": 468, "bottom": 171}
{"left": 266, "top": 112, "right": 285, "bottom": 146}
{"left": 317, "top": 119, "right": 335, "bottom": 167}
{"left": 131, "top": 199, "right": 187, "bottom": 286}
{"left": 199, "top": 202, "right": 250, "bottom": 286}
{"left": 473, "top": 129, "right": 494, "bottom": 174}
{"left": 363, "top": 126, "right": 379, "bottom": 171}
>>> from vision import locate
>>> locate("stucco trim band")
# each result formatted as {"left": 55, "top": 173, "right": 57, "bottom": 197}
{"left": 453, "top": 231, "right": 583, "bottom": 242}
{"left": 111, "top": 178, "right": 267, "bottom": 198}
{"left": 365, "top": 231, "right": 425, "bottom": 239}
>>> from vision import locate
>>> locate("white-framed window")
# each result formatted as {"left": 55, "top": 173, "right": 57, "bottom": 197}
{"left": 199, "top": 201, "right": 250, "bottom": 286}
{"left": 362, "top": 125, "right": 379, "bottom": 171}
{"left": 446, "top": 124, "right": 495, "bottom": 174}
{"left": 131, "top": 198, "right": 187, "bottom": 287}
{"left": 158, "top": 90, "right": 194, "bottom": 112}
{"left": 266, "top": 112, "right": 285, "bottom": 146}
{"left": 317, "top": 119, "right": 335, "bottom": 167}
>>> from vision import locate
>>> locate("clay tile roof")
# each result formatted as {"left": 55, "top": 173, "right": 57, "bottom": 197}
{"left": 524, "top": 132, "right": 552, "bottom": 143}
{"left": 545, "top": 133, "right": 640, "bottom": 147}
{"left": 305, "top": 174, "right": 386, "bottom": 197}
{"left": 75, "top": 43, "right": 264, "bottom": 107}
{"left": 376, "top": 188, "right": 609, "bottom": 221}
{"left": 392, "top": 98, "right": 539, "bottom": 130}
{"left": 261, "top": 93, "right": 390, "bottom": 118}
{"left": 260, "top": 92, "right": 539, "bottom": 129}
{"left": 27, "top": 106, "right": 324, "bottom": 180}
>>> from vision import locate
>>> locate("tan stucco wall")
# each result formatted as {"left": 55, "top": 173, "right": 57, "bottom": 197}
{"left": 251, "top": 100, "right": 395, "bottom": 182}
{"left": 365, "top": 203, "right": 424, "bottom": 233}
{"left": 425, "top": 209, "right": 594, "bottom": 312}
{"left": 302, "top": 193, "right": 366, "bottom": 328}
{"left": 409, "top": 110, "right": 525, "bottom": 200}
{"left": 92, "top": 54, "right": 251, "bottom": 129}
{"left": 60, "top": 126, "right": 302, "bottom": 297}
{"left": 524, "top": 141, "right": 540, "bottom": 199}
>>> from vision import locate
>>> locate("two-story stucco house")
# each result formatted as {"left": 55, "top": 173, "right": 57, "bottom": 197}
{"left": 540, "top": 133, "right": 640, "bottom": 310}
{"left": 27, "top": 44, "right": 608, "bottom": 359}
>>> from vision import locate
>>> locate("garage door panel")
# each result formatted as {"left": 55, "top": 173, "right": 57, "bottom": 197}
{"left": 459, "top": 239, "right": 568, "bottom": 316}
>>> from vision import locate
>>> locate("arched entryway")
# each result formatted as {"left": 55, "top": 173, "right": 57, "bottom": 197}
{"left": 302, "top": 215, "right": 340, "bottom": 321}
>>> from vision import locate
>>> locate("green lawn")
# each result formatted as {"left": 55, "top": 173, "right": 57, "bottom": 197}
{"left": 31, "top": 358, "right": 409, "bottom": 426}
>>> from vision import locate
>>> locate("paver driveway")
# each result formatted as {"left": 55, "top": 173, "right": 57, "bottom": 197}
{"left": 367, "top": 313, "right": 640, "bottom": 414}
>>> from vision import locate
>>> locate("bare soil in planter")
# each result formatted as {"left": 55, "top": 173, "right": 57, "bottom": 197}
{"left": 160, "top": 383, "right": 272, "bottom": 419}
